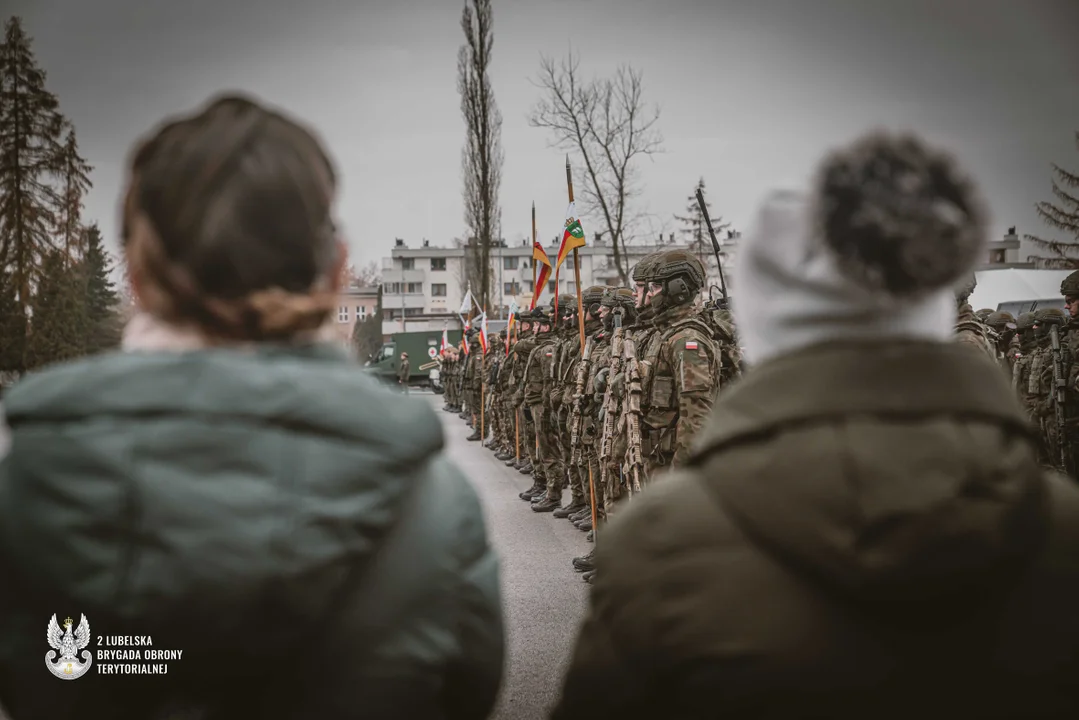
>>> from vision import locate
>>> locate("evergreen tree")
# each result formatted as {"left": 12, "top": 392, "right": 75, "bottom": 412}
{"left": 25, "top": 248, "right": 86, "bottom": 369}
{"left": 352, "top": 286, "right": 384, "bottom": 362}
{"left": 0, "top": 266, "right": 27, "bottom": 374}
{"left": 78, "top": 223, "right": 121, "bottom": 353}
{"left": 56, "top": 126, "right": 93, "bottom": 262}
{"left": 1026, "top": 131, "right": 1079, "bottom": 269}
{"left": 0, "top": 17, "right": 66, "bottom": 333}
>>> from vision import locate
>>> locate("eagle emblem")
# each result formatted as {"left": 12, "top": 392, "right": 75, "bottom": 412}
{"left": 46, "top": 614, "right": 92, "bottom": 680}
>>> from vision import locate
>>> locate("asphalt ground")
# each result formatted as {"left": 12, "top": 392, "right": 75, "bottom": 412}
{"left": 430, "top": 393, "right": 590, "bottom": 720}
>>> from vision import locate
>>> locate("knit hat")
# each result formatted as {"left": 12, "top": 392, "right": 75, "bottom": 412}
{"left": 733, "top": 131, "right": 988, "bottom": 367}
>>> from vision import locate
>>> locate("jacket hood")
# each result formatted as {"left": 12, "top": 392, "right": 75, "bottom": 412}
{"left": 689, "top": 340, "right": 1048, "bottom": 622}
{"left": 0, "top": 344, "right": 446, "bottom": 626}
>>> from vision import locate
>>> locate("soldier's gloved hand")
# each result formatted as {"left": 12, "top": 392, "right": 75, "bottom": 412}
{"left": 594, "top": 368, "right": 610, "bottom": 396}
{"left": 610, "top": 372, "right": 626, "bottom": 398}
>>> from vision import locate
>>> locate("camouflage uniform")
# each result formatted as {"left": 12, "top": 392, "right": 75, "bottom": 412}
{"left": 1012, "top": 312, "right": 1038, "bottom": 413}
{"left": 523, "top": 309, "right": 562, "bottom": 506}
{"left": 1059, "top": 270, "right": 1079, "bottom": 476}
{"left": 635, "top": 250, "right": 721, "bottom": 479}
{"left": 1031, "top": 308, "right": 1069, "bottom": 470}
{"left": 954, "top": 274, "right": 997, "bottom": 360}
{"left": 509, "top": 317, "right": 539, "bottom": 474}
{"left": 986, "top": 311, "right": 1019, "bottom": 378}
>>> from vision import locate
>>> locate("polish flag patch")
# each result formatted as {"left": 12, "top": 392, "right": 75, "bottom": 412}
{"left": 685, "top": 341, "right": 699, "bottom": 351}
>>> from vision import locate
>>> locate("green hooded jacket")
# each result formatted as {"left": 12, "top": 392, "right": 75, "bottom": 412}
{"left": 0, "top": 344, "right": 503, "bottom": 720}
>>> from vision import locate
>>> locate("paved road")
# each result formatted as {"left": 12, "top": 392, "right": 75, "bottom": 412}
{"left": 432, "top": 395, "right": 590, "bottom": 720}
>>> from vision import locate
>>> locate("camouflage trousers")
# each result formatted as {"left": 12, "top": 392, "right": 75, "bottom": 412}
{"left": 521, "top": 407, "right": 539, "bottom": 469}
{"left": 533, "top": 405, "right": 564, "bottom": 495}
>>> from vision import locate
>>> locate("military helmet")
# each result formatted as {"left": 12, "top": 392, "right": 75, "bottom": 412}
{"left": 652, "top": 249, "right": 706, "bottom": 289}
{"left": 1016, "top": 311, "right": 1037, "bottom": 331}
{"left": 583, "top": 285, "right": 610, "bottom": 317}
{"left": 1035, "top": 307, "right": 1067, "bottom": 325}
{"left": 531, "top": 307, "right": 551, "bottom": 324}
{"left": 1061, "top": 270, "right": 1079, "bottom": 298}
{"left": 986, "top": 311, "right": 1016, "bottom": 329}
{"left": 601, "top": 287, "right": 636, "bottom": 309}
{"left": 631, "top": 253, "right": 661, "bottom": 284}
{"left": 552, "top": 294, "right": 578, "bottom": 316}
{"left": 975, "top": 308, "right": 994, "bottom": 322}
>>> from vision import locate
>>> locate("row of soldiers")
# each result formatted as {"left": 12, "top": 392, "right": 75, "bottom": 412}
{"left": 440, "top": 249, "right": 742, "bottom": 583}
{"left": 439, "top": 260, "right": 1079, "bottom": 583}
{"left": 955, "top": 272, "right": 1079, "bottom": 475}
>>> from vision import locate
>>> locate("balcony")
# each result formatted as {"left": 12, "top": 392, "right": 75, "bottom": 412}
{"left": 382, "top": 294, "right": 428, "bottom": 310}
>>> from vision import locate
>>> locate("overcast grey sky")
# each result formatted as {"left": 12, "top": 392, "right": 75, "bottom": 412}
{"left": 8, "top": 0, "right": 1079, "bottom": 267}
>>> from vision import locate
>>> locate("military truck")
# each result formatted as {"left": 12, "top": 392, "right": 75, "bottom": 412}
{"left": 365, "top": 330, "right": 462, "bottom": 389}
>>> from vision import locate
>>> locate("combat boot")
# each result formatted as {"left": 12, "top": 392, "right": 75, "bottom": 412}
{"left": 517, "top": 462, "right": 533, "bottom": 474}
{"left": 532, "top": 493, "right": 562, "bottom": 513}
{"left": 585, "top": 530, "right": 594, "bottom": 542}
{"left": 569, "top": 507, "right": 590, "bottom": 523}
{"left": 582, "top": 570, "right": 595, "bottom": 584}
{"left": 554, "top": 502, "right": 587, "bottom": 519}
{"left": 503, "top": 456, "right": 518, "bottom": 467}
{"left": 519, "top": 482, "right": 544, "bottom": 501}
{"left": 495, "top": 450, "right": 512, "bottom": 461}
{"left": 572, "top": 549, "right": 595, "bottom": 572}
{"left": 466, "top": 429, "right": 481, "bottom": 441}
{"left": 577, "top": 518, "right": 592, "bottom": 532}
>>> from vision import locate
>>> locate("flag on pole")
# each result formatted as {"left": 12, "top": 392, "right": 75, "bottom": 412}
{"left": 459, "top": 286, "right": 473, "bottom": 315}
{"left": 478, "top": 312, "right": 489, "bottom": 354}
{"left": 555, "top": 202, "right": 586, "bottom": 270}
{"left": 440, "top": 328, "right": 449, "bottom": 355}
{"left": 530, "top": 242, "right": 553, "bottom": 310}
{"left": 506, "top": 298, "right": 520, "bottom": 356}
{"left": 553, "top": 202, "right": 586, "bottom": 318}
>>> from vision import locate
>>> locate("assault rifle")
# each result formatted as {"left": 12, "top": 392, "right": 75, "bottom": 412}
{"left": 569, "top": 336, "right": 594, "bottom": 465}
{"left": 598, "top": 314, "right": 627, "bottom": 500}
{"left": 1046, "top": 316, "right": 1072, "bottom": 474}
{"left": 622, "top": 322, "right": 644, "bottom": 496}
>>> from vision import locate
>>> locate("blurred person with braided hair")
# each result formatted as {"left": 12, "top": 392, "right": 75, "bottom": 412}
{"left": 0, "top": 95, "right": 503, "bottom": 720}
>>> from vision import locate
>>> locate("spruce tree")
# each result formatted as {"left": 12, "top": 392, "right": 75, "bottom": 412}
{"left": 78, "top": 223, "right": 121, "bottom": 353}
{"left": 674, "top": 177, "right": 728, "bottom": 264}
{"left": 56, "top": 127, "right": 93, "bottom": 262}
{"left": 0, "top": 266, "right": 27, "bottom": 375}
{"left": 1026, "top": 131, "right": 1079, "bottom": 269}
{"left": 25, "top": 248, "right": 86, "bottom": 368}
{"left": 0, "top": 17, "right": 65, "bottom": 333}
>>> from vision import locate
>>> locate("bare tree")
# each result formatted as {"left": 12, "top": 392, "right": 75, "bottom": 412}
{"left": 356, "top": 261, "right": 382, "bottom": 287}
{"left": 529, "top": 52, "right": 663, "bottom": 285}
{"left": 1025, "top": 130, "right": 1079, "bottom": 269}
{"left": 457, "top": 0, "right": 503, "bottom": 311}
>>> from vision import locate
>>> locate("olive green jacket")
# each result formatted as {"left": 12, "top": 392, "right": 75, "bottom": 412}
{"left": 553, "top": 339, "right": 1079, "bottom": 720}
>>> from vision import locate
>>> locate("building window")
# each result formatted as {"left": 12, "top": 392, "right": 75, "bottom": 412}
{"left": 431, "top": 283, "right": 448, "bottom": 297}
{"left": 504, "top": 281, "right": 519, "bottom": 296}
{"left": 990, "top": 249, "right": 1006, "bottom": 264}
{"left": 383, "top": 282, "right": 401, "bottom": 294}
{"left": 567, "top": 281, "right": 576, "bottom": 294}
{"left": 503, "top": 256, "right": 519, "bottom": 270}
{"left": 548, "top": 280, "right": 556, "bottom": 295}
{"left": 404, "top": 308, "right": 424, "bottom": 317}
{"left": 357, "top": 306, "right": 366, "bottom": 321}
{"left": 406, "top": 283, "right": 423, "bottom": 294}
{"left": 337, "top": 306, "right": 349, "bottom": 323}
{"left": 431, "top": 258, "right": 446, "bottom": 271}
{"left": 383, "top": 309, "right": 401, "bottom": 320}
{"left": 526, "top": 281, "right": 534, "bottom": 293}
{"left": 401, "top": 258, "right": 415, "bottom": 270}
{"left": 564, "top": 257, "right": 575, "bottom": 271}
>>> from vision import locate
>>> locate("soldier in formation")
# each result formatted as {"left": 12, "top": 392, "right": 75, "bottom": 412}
{"left": 454, "top": 247, "right": 743, "bottom": 583}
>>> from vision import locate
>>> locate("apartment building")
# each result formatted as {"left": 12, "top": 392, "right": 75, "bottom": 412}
{"left": 379, "top": 234, "right": 740, "bottom": 335}
{"left": 331, "top": 286, "right": 381, "bottom": 348}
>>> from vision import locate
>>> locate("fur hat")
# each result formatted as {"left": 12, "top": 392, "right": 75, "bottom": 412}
{"left": 733, "top": 131, "right": 988, "bottom": 366}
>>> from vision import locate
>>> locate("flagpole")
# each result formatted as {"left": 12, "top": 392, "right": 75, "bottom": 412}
{"left": 567, "top": 156, "right": 599, "bottom": 539}
{"left": 532, "top": 202, "right": 538, "bottom": 302}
